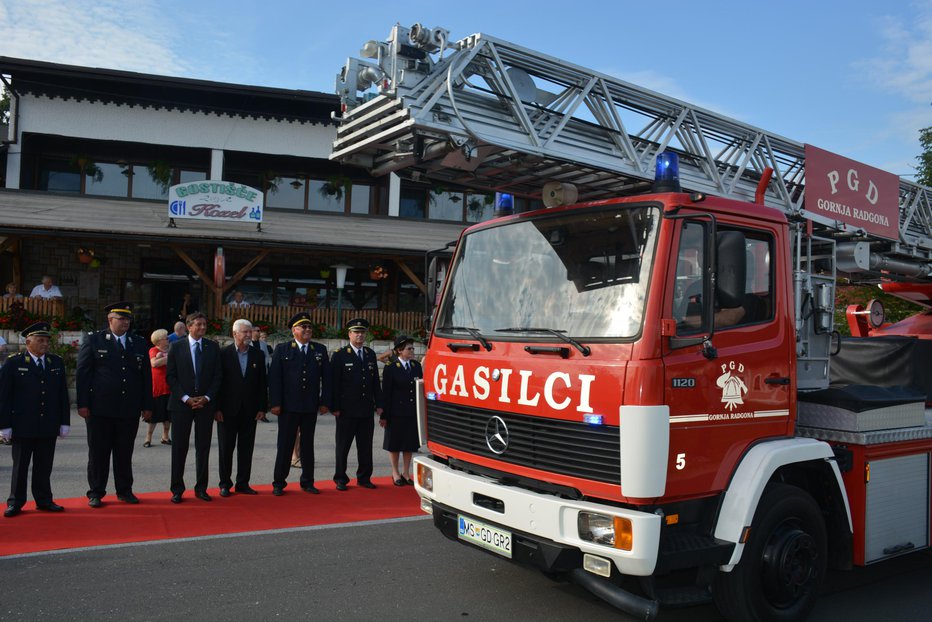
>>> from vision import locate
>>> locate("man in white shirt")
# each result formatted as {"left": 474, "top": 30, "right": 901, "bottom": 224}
{"left": 29, "top": 276, "right": 63, "bottom": 300}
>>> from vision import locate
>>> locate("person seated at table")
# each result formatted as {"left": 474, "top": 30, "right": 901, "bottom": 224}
{"left": 29, "top": 276, "right": 62, "bottom": 300}
{"left": 3, "top": 282, "right": 23, "bottom": 301}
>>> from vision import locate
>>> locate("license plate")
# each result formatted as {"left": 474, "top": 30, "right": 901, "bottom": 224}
{"left": 457, "top": 515, "right": 512, "bottom": 559}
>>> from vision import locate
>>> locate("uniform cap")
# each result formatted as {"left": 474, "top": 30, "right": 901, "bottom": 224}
{"left": 289, "top": 311, "right": 312, "bottom": 328}
{"left": 346, "top": 317, "right": 369, "bottom": 331}
{"left": 21, "top": 321, "right": 51, "bottom": 338}
{"left": 393, "top": 334, "right": 414, "bottom": 350}
{"left": 105, "top": 301, "right": 133, "bottom": 317}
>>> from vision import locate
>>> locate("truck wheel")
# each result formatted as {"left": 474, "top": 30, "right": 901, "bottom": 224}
{"left": 713, "top": 483, "right": 827, "bottom": 622}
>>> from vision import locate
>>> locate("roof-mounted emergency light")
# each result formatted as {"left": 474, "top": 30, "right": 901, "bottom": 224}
{"left": 494, "top": 192, "right": 514, "bottom": 217}
{"left": 653, "top": 151, "right": 681, "bottom": 193}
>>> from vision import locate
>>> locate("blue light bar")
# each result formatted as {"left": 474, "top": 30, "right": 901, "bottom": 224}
{"left": 653, "top": 151, "right": 681, "bottom": 192}
{"left": 583, "top": 414, "right": 604, "bottom": 425}
{"left": 494, "top": 192, "right": 514, "bottom": 217}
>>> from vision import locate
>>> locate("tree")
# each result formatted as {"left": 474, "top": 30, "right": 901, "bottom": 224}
{"left": 0, "top": 85, "right": 9, "bottom": 125}
{"left": 917, "top": 125, "right": 932, "bottom": 187}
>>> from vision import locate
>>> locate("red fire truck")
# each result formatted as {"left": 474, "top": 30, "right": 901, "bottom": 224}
{"left": 331, "top": 24, "right": 932, "bottom": 621}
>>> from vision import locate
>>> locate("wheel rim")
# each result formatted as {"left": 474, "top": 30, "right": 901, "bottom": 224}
{"left": 760, "top": 522, "right": 818, "bottom": 608}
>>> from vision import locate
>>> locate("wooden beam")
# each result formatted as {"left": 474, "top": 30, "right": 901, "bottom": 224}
{"left": 393, "top": 257, "right": 426, "bottom": 294}
{"left": 223, "top": 249, "right": 270, "bottom": 293}
{"left": 0, "top": 236, "right": 17, "bottom": 254}
{"left": 171, "top": 246, "right": 219, "bottom": 295}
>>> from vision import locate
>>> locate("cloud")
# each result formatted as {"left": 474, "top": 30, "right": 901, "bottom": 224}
{"left": 0, "top": 0, "right": 189, "bottom": 76}
{"left": 855, "top": 2, "right": 932, "bottom": 105}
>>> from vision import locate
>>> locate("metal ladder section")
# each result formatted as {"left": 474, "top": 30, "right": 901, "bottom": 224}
{"left": 332, "top": 23, "right": 932, "bottom": 270}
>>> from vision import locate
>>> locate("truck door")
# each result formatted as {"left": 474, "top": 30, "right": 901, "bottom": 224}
{"left": 662, "top": 218, "right": 793, "bottom": 498}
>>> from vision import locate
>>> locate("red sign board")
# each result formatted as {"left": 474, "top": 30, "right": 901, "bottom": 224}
{"left": 804, "top": 144, "right": 900, "bottom": 240}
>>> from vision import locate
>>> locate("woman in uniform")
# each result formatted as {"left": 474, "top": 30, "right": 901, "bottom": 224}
{"left": 379, "top": 335, "right": 422, "bottom": 485}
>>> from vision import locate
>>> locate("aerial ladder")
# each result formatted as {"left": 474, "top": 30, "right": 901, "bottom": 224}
{"left": 331, "top": 22, "right": 932, "bottom": 389}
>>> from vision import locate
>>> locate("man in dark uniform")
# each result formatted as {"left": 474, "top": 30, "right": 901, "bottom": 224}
{"left": 0, "top": 322, "right": 70, "bottom": 517}
{"left": 167, "top": 311, "right": 222, "bottom": 503}
{"left": 330, "top": 317, "right": 382, "bottom": 491}
{"left": 268, "top": 312, "right": 330, "bottom": 496}
{"left": 76, "top": 302, "right": 153, "bottom": 508}
{"left": 215, "top": 318, "right": 267, "bottom": 496}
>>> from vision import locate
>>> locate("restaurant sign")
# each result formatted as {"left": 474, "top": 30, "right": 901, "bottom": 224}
{"left": 168, "top": 181, "right": 263, "bottom": 223}
{"left": 804, "top": 144, "right": 899, "bottom": 240}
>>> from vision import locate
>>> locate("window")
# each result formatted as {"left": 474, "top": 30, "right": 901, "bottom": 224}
{"left": 672, "top": 222, "right": 774, "bottom": 334}
{"left": 400, "top": 187, "right": 426, "bottom": 218}
{"left": 430, "top": 190, "right": 464, "bottom": 221}
{"left": 267, "top": 177, "right": 306, "bottom": 210}
{"left": 466, "top": 193, "right": 496, "bottom": 223}
{"left": 85, "top": 162, "right": 129, "bottom": 197}
{"left": 308, "top": 180, "right": 345, "bottom": 212}
{"left": 350, "top": 184, "right": 371, "bottom": 214}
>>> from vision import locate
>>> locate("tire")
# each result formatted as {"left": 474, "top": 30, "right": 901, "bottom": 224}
{"left": 713, "top": 483, "right": 827, "bottom": 622}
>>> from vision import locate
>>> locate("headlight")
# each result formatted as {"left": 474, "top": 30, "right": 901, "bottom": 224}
{"left": 578, "top": 512, "right": 633, "bottom": 551}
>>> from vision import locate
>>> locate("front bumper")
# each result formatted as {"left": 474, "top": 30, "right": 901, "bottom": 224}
{"left": 414, "top": 456, "right": 661, "bottom": 576}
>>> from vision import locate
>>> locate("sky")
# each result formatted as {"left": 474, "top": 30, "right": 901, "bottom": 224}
{"left": 1, "top": 0, "right": 930, "bottom": 182}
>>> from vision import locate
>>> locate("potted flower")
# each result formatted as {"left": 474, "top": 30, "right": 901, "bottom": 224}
{"left": 77, "top": 248, "right": 95, "bottom": 264}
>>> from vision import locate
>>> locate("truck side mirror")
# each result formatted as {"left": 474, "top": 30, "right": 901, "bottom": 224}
{"left": 716, "top": 231, "right": 746, "bottom": 308}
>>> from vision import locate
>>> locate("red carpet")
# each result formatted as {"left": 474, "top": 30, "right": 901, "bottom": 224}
{"left": 1, "top": 477, "right": 423, "bottom": 557}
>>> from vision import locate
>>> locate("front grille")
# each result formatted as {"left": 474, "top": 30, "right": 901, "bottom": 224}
{"left": 427, "top": 400, "right": 620, "bottom": 484}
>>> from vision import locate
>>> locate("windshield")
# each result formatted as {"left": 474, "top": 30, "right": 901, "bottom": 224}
{"left": 436, "top": 204, "right": 660, "bottom": 339}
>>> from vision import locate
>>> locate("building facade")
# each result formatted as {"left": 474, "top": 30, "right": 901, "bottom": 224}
{"left": 0, "top": 57, "right": 518, "bottom": 334}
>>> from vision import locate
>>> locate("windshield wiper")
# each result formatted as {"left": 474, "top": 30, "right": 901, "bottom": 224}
{"left": 496, "top": 327, "right": 591, "bottom": 357}
{"left": 441, "top": 326, "right": 493, "bottom": 351}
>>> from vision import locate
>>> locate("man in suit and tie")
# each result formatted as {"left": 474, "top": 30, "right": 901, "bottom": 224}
{"left": 76, "top": 302, "right": 153, "bottom": 508}
{"left": 330, "top": 318, "right": 382, "bottom": 491}
{"left": 268, "top": 312, "right": 330, "bottom": 496}
{"left": 166, "top": 311, "right": 222, "bottom": 503}
{"left": 215, "top": 318, "right": 267, "bottom": 496}
{"left": 1, "top": 322, "right": 70, "bottom": 517}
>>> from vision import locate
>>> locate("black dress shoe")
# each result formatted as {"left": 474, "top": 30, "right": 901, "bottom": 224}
{"left": 335, "top": 482, "right": 348, "bottom": 491}
{"left": 358, "top": 481, "right": 377, "bottom": 489}
{"left": 195, "top": 491, "right": 212, "bottom": 502}
{"left": 301, "top": 485, "right": 320, "bottom": 495}
{"left": 117, "top": 493, "right": 140, "bottom": 504}
{"left": 88, "top": 497, "right": 102, "bottom": 508}
{"left": 234, "top": 485, "right": 258, "bottom": 495}
{"left": 393, "top": 478, "right": 406, "bottom": 487}
{"left": 4, "top": 504, "right": 21, "bottom": 518}
{"left": 219, "top": 487, "right": 231, "bottom": 498}
{"left": 36, "top": 502, "right": 64, "bottom": 512}
{"left": 170, "top": 493, "right": 183, "bottom": 504}
{"left": 404, "top": 477, "right": 415, "bottom": 486}
{"left": 272, "top": 487, "right": 284, "bottom": 497}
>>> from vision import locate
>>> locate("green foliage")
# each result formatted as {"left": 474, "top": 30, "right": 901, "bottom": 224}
{"left": 917, "top": 125, "right": 932, "bottom": 188}
{"left": 0, "top": 85, "right": 9, "bottom": 124}
{"left": 833, "top": 284, "right": 923, "bottom": 336}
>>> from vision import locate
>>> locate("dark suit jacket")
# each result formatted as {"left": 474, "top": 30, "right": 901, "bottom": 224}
{"left": 166, "top": 337, "right": 222, "bottom": 413}
{"left": 0, "top": 352, "right": 70, "bottom": 437}
{"left": 217, "top": 343, "right": 268, "bottom": 417}
{"left": 76, "top": 329, "right": 153, "bottom": 417}
{"left": 330, "top": 345, "right": 382, "bottom": 417}
{"left": 268, "top": 340, "right": 330, "bottom": 414}
{"left": 380, "top": 359, "right": 422, "bottom": 421}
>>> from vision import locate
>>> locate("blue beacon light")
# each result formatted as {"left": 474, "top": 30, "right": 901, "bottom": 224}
{"left": 583, "top": 414, "right": 604, "bottom": 426}
{"left": 494, "top": 192, "right": 514, "bottom": 217}
{"left": 653, "top": 151, "right": 681, "bottom": 193}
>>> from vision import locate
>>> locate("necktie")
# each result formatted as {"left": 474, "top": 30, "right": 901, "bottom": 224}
{"left": 301, "top": 344, "right": 308, "bottom": 358}
{"left": 37, "top": 357, "right": 44, "bottom": 372}
{"left": 194, "top": 342, "right": 202, "bottom": 393}
{"left": 118, "top": 336, "right": 125, "bottom": 351}
{"left": 357, "top": 348, "right": 364, "bottom": 363}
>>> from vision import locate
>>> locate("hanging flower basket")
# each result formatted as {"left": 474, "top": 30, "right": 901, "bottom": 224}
{"left": 77, "top": 253, "right": 93, "bottom": 264}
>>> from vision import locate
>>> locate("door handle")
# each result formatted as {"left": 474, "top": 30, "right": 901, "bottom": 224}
{"left": 765, "top": 377, "right": 790, "bottom": 385}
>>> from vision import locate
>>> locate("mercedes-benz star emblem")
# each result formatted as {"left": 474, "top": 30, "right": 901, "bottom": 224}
{"left": 485, "top": 416, "right": 510, "bottom": 455}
